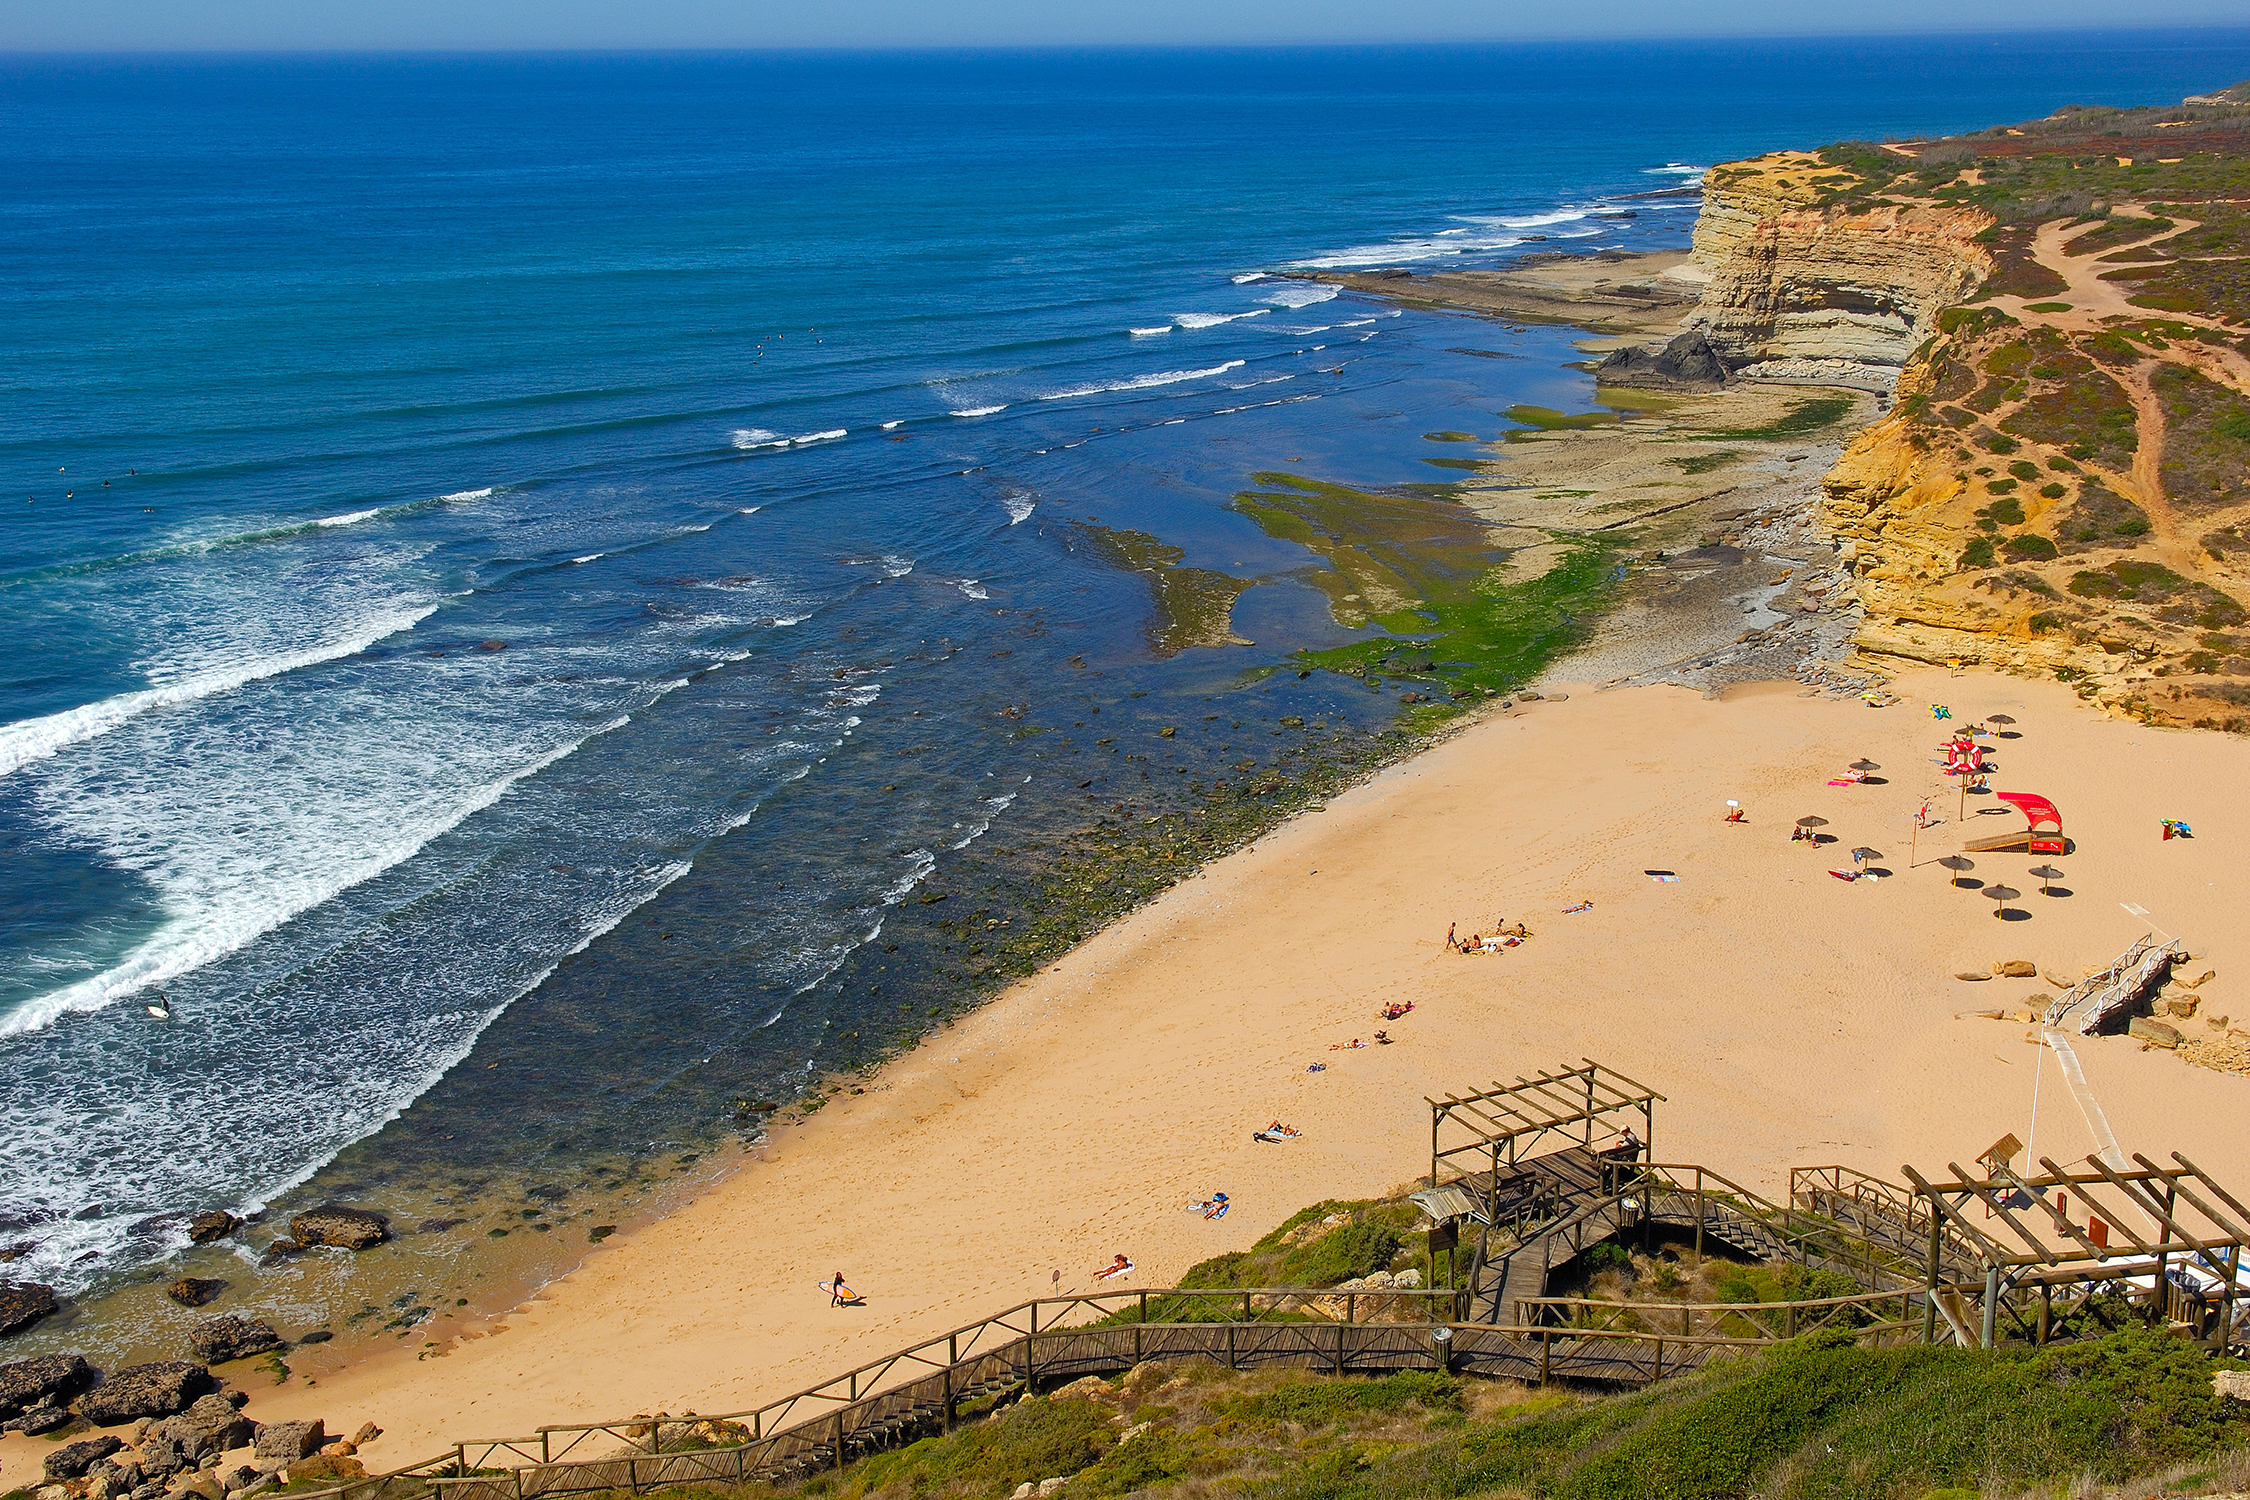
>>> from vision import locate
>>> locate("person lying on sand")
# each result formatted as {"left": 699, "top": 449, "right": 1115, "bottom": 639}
{"left": 1094, "top": 1254, "right": 1134, "bottom": 1281}
{"left": 1253, "top": 1122, "right": 1300, "bottom": 1143}
{"left": 1329, "top": 1037, "right": 1368, "bottom": 1050}
{"left": 1372, "top": 1030, "right": 1392, "bottom": 1045}
{"left": 1204, "top": 1193, "right": 1230, "bottom": 1220}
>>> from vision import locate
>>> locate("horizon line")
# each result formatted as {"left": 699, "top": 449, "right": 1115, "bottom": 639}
{"left": 8, "top": 23, "right": 2250, "bottom": 58}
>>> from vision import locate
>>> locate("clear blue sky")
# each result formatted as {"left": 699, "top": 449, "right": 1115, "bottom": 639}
{"left": 6, "top": 0, "right": 2249, "bottom": 52}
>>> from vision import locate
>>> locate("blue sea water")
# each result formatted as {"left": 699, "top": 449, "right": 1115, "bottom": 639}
{"left": 5, "top": 33, "right": 2249, "bottom": 1308}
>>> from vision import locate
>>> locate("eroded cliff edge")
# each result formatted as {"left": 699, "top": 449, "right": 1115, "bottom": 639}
{"left": 1692, "top": 86, "right": 2250, "bottom": 730}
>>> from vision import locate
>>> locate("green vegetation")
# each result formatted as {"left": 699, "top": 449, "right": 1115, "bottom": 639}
{"left": 1231, "top": 473, "right": 1622, "bottom": 720}
{"left": 2025, "top": 301, "right": 2074, "bottom": 312}
{"left": 1959, "top": 536, "right": 1997, "bottom": 569}
{"left": 1503, "top": 404, "right": 1621, "bottom": 436}
{"left": 2003, "top": 533, "right": 2060, "bottom": 561}
{"left": 1703, "top": 395, "right": 1855, "bottom": 441}
{"left": 1664, "top": 450, "right": 1741, "bottom": 475}
{"left": 1073, "top": 526, "right": 1249, "bottom": 658}
{"left": 2153, "top": 363, "right": 2250, "bottom": 510}
{"left": 669, "top": 1325, "right": 2250, "bottom": 1500}
{"left": 2070, "top": 560, "right": 2247, "bottom": 627}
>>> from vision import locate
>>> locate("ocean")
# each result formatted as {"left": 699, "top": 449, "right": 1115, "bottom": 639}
{"left": 6, "top": 32, "right": 2248, "bottom": 1354}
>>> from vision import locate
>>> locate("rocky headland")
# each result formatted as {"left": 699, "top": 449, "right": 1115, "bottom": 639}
{"left": 1304, "top": 80, "right": 2250, "bottom": 724}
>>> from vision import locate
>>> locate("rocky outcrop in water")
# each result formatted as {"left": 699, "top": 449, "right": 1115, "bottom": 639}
{"left": 1593, "top": 329, "right": 1732, "bottom": 388}
{"left": 288, "top": 1206, "right": 389, "bottom": 1251}
{"left": 0, "top": 1281, "right": 58, "bottom": 1336}
{"left": 186, "top": 1212, "right": 242, "bottom": 1245}
{"left": 187, "top": 1315, "right": 283, "bottom": 1365}
{"left": 166, "top": 1278, "right": 229, "bottom": 1308}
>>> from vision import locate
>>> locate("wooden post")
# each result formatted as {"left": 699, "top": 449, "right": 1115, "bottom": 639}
{"left": 1981, "top": 1265, "right": 1999, "bottom": 1349}
{"left": 1923, "top": 1213, "right": 1942, "bottom": 1344}
{"left": 1653, "top": 1337, "right": 1663, "bottom": 1381}
{"left": 2039, "top": 1282, "right": 2052, "bottom": 1346}
{"left": 2222, "top": 1245, "right": 2241, "bottom": 1353}
{"left": 1334, "top": 1320, "right": 1346, "bottom": 1375}
{"left": 832, "top": 1413, "right": 844, "bottom": 1472}
{"left": 1695, "top": 1178, "right": 1706, "bottom": 1261}
{"left": 1226, "top": 1321, "right": 1237, "bottom": 1371}
{"left": 944, "top": 1334, "right": 958, "bottom": 1431}
{"left": 1539, "top": 1331, "right": 1552, "bottom": 1385}
{"left": 1431, "top": 1105, "right": 1441, "bottom": 1189}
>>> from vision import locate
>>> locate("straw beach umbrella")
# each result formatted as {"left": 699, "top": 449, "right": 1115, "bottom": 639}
{"left": 1850, "top": 846, "right": 1882, "bottom": 868}
{"left": 1985, "top": 884, "right": 2021, "bottom": 919}
{"left": 1938, "top": 854, "right": 1977, "bottom": 888}
{"left": 1795, "top": 815, "right": 1828, "bottom": 846}
{"left": 1850, "top": 759, "right": 1881, "bottom": 773}
{"left": 2028, "top": 864, "right": 2064, "bottom": 896}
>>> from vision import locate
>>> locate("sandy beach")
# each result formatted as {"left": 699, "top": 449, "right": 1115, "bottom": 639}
{"left": 11, "top": 664, "right": 2238, "bottom": 1490}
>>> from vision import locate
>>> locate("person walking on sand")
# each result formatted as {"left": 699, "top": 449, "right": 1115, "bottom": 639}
{"left": 1445, "top": 922, "right": 1458, "bottom": 951}
{"left": 829, "top": 1271, "right": 850, "bottom": 1306}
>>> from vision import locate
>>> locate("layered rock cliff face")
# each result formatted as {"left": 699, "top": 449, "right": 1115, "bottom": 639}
{"left": 1677, "top": 106, "right": 2250, "bottom": 729}
{"left": 1685, "top": 153, "right": 1992, "bottom": 379}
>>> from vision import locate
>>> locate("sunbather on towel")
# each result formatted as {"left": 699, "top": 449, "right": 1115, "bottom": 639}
{"left": 1204, "top": 1193, "right": 1230, "bottom": 1220}
{"left": 1094, "top": 1254, "right": 1134, "bottom": 1281}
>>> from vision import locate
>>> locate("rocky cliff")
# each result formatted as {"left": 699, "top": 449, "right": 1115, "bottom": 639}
{"left": 1684, "top": 152, "right": 1992, "bottom": 382}
{"left": 1762, "top": 94, "right": 2250, "bottom": 731}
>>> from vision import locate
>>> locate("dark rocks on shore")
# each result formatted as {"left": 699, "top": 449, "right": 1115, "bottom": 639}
{"left": 157, "top": 1391, "right": 256, "bottom": 1459}
{"left": 289, "top": 1205, "right": 389, "bottom": 1251}
{"left": 187, "top": 1212, "right": 243, "bottom": 1245}
{"left": 0, "top": 1241, "right": 33, "bottom": 1262}
{"left": 187, "top": 1314, "right": 284, "bottom": 1365}
{"left": 259, "top": 1238, "right": 303, "bottom": 1265}
{"left": 0, "top": 1280, "right": 58, "bottom": 1336}
{"left": 254, "top": 1418, "right": 325, "bottom": 1460}
{"left": 17, "top": 1403, "right": 74, "bottom": 1434}
{"left": 1, "top": 1352, "right": 98, "bottom": 1416}
{"left": 76, "top": 1360, "right": 213, "bottom": 1424}
{"left": 1594, "top": 329, "right": 1733, "bottom": 389}
{"left": 167, "top": 1277, "right": 230, "bottom": 1309}
{"left": 45, "top": 1434, "right": 125, "bottom": 1480}
{"left": 294, "top": 1329, "right": 333, "bottom": 1344}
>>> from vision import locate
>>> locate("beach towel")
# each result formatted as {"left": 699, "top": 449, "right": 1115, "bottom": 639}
{"left": 1646, "top": 873, "right": 1680, "bottom": 884}
{"left": 1828, "top": 869, "right": 1859, "bottom": 881}
{"left": 1307, "top": 1063, "right": 1325, "bottom": 1072}
{"left": 1204, "top": 1201, "right": 1229, "bottom": 1219}
{"left": 1254, "top": 1130, "right": 1295, "bottom": 1143}
{"left": 1094, "top": 1258, "right": 1135, "bottom": 1281}
{"left": 1562, "top": 901, "right": 1592, "bottom": 914}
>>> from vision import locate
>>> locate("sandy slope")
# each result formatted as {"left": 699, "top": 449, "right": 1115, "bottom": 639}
{"left": 6, "top": 668, "right": 2244, "bottom": 1488}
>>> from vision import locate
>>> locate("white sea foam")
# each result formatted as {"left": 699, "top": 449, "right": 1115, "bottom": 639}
{"left": 947, "top": 790, "right": 1018, "bottom": 850}
{"left": 1338, "top": 318, "right": 1376, "bottom": 327}
{"left": 315, "top": 509, "right": 380, "bottom": 528}
{"left": 1002, "top": 491, "right": 1036, "bottom": 525}
{"left": 680, "top": 522, "right": 711, "bottom": 532}
{"left": 572, "top": 553, "right": 604, "bottom": 564}
{"left": 957, "top": 580, "right": 989, "bottom": 600}
{"left": 881, "top": 849, "right": 939, "bottom": 904}
{"left": 1231, "top": 272, "right": 1269, "bottom": 284}
{"left": 738, "top": 506, "right": 761, "bottom": 514}
{"left": 733, "top": 428, "right": 846, "bottom": 449}
{"left": 1292, "top": 208, "right": 1603, "bottom": 270}
{"left": 437, "top": 487, "right": 495, "bottom": 503}
{"left": 949, "top": 405, "right": 1007, "bottom": 417}
{"left": 1038, "top": 361, "right": 1244, "bottom": 401}
{"left": 1173, "top": 310, "right": 1268, "bottom": 329}
{"left": 1129, "top": 326, "right": 1173, "bottom": 337}
{"left": 0, "top": 603, "right": 438, "bottom": 779}
{"left": 1646, "top": 164, "right": 1707, "bottom": 177}
{"left": 880, "top": 420, "right": 904, "bottom": 430}
{"left": 1262, "top": 283, "right": 1338, "bottom": 308}
{"left": 0, "top": 719, "right": 625, "bottom": 1036}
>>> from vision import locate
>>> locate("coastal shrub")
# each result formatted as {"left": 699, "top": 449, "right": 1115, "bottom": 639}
{"left": 1959, "top": 537, "right": 1997, "bottom": 569}
{"left": 1985, "top": 496, "right": 2025, "bottom": 524}
{"left": 2003, "top": 533, "right": 2059, "bottom": 561}
{"left": 838, "top": 1395, "right": 1113, "bottom": 1497}
{"left": 2040, "top": 481, "right": 2067, "bottom": 498}
{"left": 1279, "top": 1220, "right": 1402, "bottom": 1287}
{"left": 1234, "top": 1370, "right": 1464, "bottom": 1426}
{"left": 2071, "top": 560, "right": 2247, "bottom": 627}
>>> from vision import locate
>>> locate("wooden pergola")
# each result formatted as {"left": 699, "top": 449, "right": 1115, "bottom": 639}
{"left": 1902, "top": 1150, "right": 2250, "bottom": 1350}
{"left": 1428, "top": 1060, "right": 1664, "bottom": 1189}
